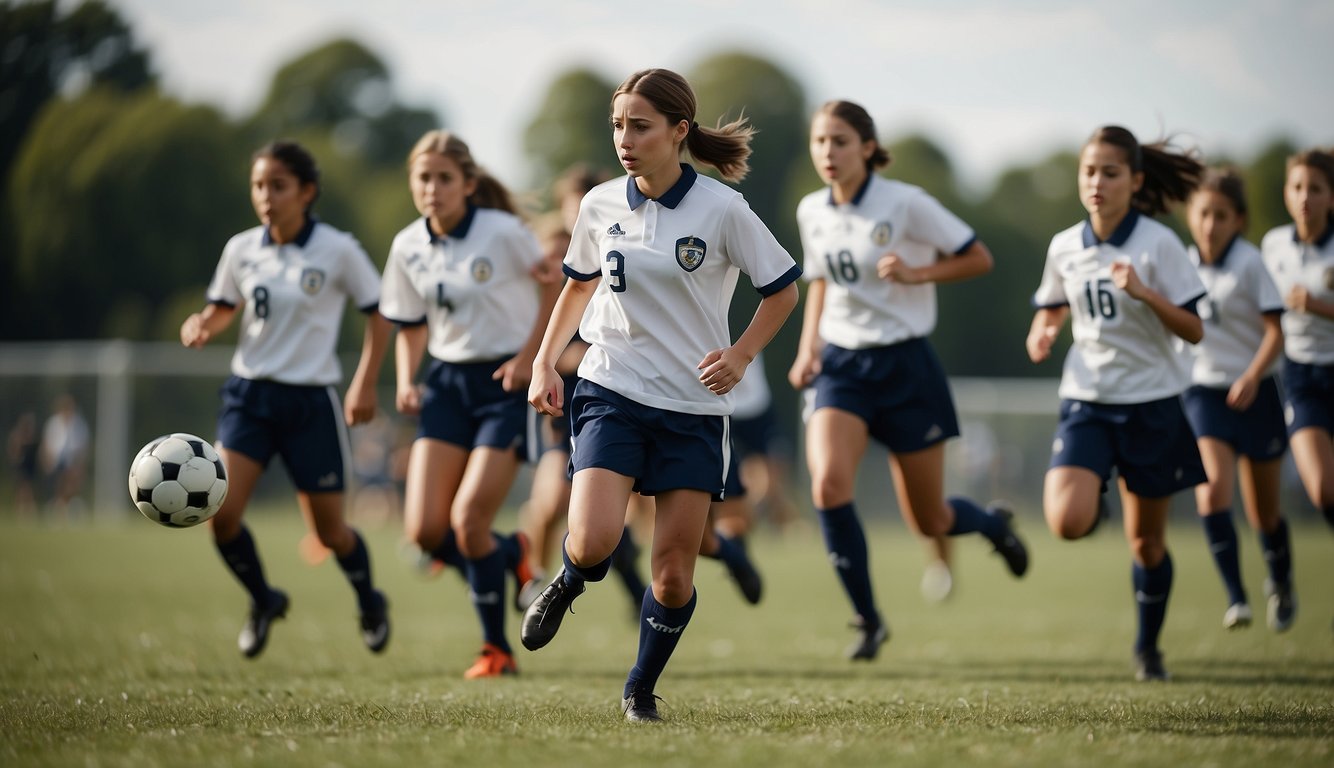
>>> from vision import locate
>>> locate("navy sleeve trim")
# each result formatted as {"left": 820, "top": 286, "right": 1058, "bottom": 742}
{"left": 1030, "top": 299, "right": 1070, "bottom": 310}
{"left": 756, "top": 264, "right": 802, "bottom": 297}
{"left": 384, "top": 313, "right": 428, "bottom": 328}
{"left": 952, "top": 234, "right": 978, "bottom": 256}
{"left": 208, "top": 298, "right": 236, "bottom": 309}
{"left": 1262, "top": 308, "right": 1285, "bottom": 317}
{"left": 358, "top": 302, "right": 380, "bottom": 315}
{"left": 563, "top": 263, "right": 601, "bottom": 282}
{"left": 1179, "top": 293, "right": 1205, "bottom": 315}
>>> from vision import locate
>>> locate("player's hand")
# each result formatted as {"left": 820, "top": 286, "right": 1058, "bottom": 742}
{"left": 180, "top": 313, "right": 211, "bottom": 348}
{"left": 344, "top": 381, "right": 377, "bottom": 426}
{"left": 1227, "top": 375, "right": 1259, "bottom": 411}
{"left": 698, "top": 347, "right": 749, "bottom": 396}
{"left": 788, "top": 350, "right": 820, "bottom": 389}
{"left": 1110, "top": 257, "right": 1147, "bottom": 300}
{"left": 529, "top": 364, "right": 564, "bottom": 416}
{"left": 1026, "top": 325, "right": 1059, "bottom": 364}
{"left": 877, "top": 253, "right": 922, "bottom": 284}
{"left": 1286, "top": 285, "right": 1311, "bottom": 313}
{"left": 493, "top": 356, "right": 533, "bottom": 393}
{"left": 395, "top": 384, "right": 422, "bottom": 416}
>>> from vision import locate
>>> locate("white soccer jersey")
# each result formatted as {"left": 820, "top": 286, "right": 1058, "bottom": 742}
{"left": 1261, "top": 222, "right": 1334, "bottom": 365}
{"left": 206, "top": 219, "right": 382, "bottom": 386}
{"left": 796, "top": 175, "right": 975, "bottom": 349}
{"left": 1187, "top": 238, "right": 1284, "bottom": 387}
{"left": 565, "top": 165, "right": 800, "bottom": 415}
{"left": 380, "top": 207, "right": 544, "bottom": 363}
{"left": 1032, "top": 211, "right": 1206, "bottom": 404}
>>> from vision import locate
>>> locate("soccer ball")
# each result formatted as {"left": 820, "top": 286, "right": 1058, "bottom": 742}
{"left": 128, "top": 433, "right": 228, "bottom": 528}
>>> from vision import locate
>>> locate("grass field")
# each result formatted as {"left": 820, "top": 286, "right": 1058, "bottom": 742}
{"left": 1, "top": 511, "right": 1332, "bottom": 767}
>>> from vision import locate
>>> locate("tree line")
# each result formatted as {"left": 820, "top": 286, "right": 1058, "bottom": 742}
{"left": 1, "top": 1, "right": 1306, "bottom": 412}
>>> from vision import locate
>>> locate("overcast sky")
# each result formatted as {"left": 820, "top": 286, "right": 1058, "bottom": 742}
{"left": 113, "top": 0, "right": 1333, "bottom": 194}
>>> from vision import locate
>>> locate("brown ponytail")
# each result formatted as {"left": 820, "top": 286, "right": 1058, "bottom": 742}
{"left": 1086, "top": 126, "right": 1202, "bottom": 216}
{"left": 613, "top": 68, "right": 756, "bottom": 182}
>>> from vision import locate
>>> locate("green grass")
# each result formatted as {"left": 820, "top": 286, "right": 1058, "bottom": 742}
{"left": 1, "top": 512, "right": 1332, "bottom": 767}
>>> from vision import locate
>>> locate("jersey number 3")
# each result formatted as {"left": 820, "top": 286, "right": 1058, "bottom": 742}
{"left": 606, "top": 251, "right": 627, "bottom": 293}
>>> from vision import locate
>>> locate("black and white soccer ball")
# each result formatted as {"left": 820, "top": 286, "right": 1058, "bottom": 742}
{"left": 128, "top": 433, "right": 228, "bottom": 528}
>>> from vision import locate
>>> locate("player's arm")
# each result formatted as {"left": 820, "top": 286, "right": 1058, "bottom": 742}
{"left": 1285, "top": 284, "right": 1334, "bottom": 321}
{"left": 180, "top": 303, "right": 236, "bottom": 348}
{"left": 394, "top": 323, "right": 429, "bottom": 415}
{"left": 1228, "top": 313, "right": 1284, "bottom": 410}
{"left": 1026, "top": 306, "right": 1068, "bottom": 364}
{"left": 1111, "top": 261, "right": 1203, "bottom": 344}
{"left": 529, "top": 277, "right": 597, "bottom": 416}
{"left": 495, "top": 276, "right": 563, "bottom": 393}
{"left": 344, "top": 309, "right": 392, "bottom": 426}
{"left": 788, "top": 279, "right": 825, "bottom": 389}
{"left": 701, "top": 281, "right": 798, "bottom": 396}
{"left": 879, "top": 240, "right": 994, "bottom": 285}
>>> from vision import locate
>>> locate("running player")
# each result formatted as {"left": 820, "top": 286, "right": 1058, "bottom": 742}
{"left": 1181, "top": 168, "right": 1292, "bottom": 631}
{"left": 788, "top": 100, "right": 1028, "bottom": 663}
{"left": 1027, "top": 126, "right": 1206, "bottom": 681}
{"left": 179, "top": 141, "right": 391, "bottom": 659}
{"left": 380, "top": 130, "right": 559, "bottom": 679}
{"left": 520, "top": 68, "right": 800, "bottom": 723}
{"left": 1260, "top": 148, "right": 1334, "bottom": 632}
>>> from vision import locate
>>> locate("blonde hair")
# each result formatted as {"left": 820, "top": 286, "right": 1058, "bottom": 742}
{"left": 613, "top": 68, "right": 755, "bottom": 182}
{"left": 407, "top": 130, "right": 516, "bottom": 213}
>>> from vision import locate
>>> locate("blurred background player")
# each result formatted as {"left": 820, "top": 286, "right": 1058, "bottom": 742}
{"left": 380, "top": 130, "right": 559, "bottom": 678}
{"left": 1027, "top": 126, "right": 1206, "bottom": 681}
{"left": 1260, "top": 147, "right": 1334, "bottom": 633}
{"left": 179, "top": 140, "right": 392, "bottom": 659}
{"left": 1180, "top": 168, "right": 1292, "bottom": 631}
{"left": 8, "top": 410, "right": 40, "bottom": 521}
{"left": 789, "top": 100, "right": 1028, "bottom": 662}
{"left": 521, "top": 68, "right": 799, "bottom": 723}
{"left": 39, "top": 393, "right": 89, "bottom": 520}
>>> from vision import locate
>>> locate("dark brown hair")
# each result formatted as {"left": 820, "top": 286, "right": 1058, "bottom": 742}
{"left": 815, "top": 100, "right": 891, "bottom": 171}
{"left": 612, "top": 68, "right": 755, "bottom": 182}
{"left": 1194, "top": 166, "right": 1248, "bottom": 217}
{"left": 1286, "top": 148, "right": 1334, "bottom": 190}
{"left": 253, "top": 140, "right": 320, "bottom": 211}
{"left": 1085, "top": 126, "right": 1202, "bottom": 216}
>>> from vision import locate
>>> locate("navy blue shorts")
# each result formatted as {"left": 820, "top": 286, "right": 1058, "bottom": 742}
{"left": 418, "top": 359, "right": 536, "bottom": 461}
{"left": 568, "top": 380, "right": 731, "bottom": 499}
{"left": 538, "top": 373, "right": 582, "bottom": 455}
{"left": 1282, "top": 358, "right": 1334, "bottom": 435}
{"left": 216, "top": 376, "right": 348, "bottom": 493}
{"left": 731, "top": 402, "right": 786, "bottom": 461}
{"left": 811, "top": 338, "right": 960, "bottom": 453}
{"left": 1182, "top": 378, "right": 1287, "bottom": 460}
{"left": 723, "top": 445, "right": 747, "bottom": 498}
{"left": 1050, "top": 397, "right": 1206, "bottom": 498}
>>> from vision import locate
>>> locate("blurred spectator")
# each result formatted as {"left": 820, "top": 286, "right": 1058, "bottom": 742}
{"left": 40, "top": 394, "right": 89, "bottom": 519}
{"left": 7, "top": 411, "right": 40, "bottom": 520}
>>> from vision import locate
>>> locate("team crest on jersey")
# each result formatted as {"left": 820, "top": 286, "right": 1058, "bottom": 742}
{"left": 469, "top": 257, "right": 494, "bottom": 283}
{"left": 676, "top": 236, "right": 707, "bottom": 272}
{"left": 871, "top": 221, "right": 893, "bottom": 246}
{"left": 300, "top": 268, "right": 326, "bottom": 295}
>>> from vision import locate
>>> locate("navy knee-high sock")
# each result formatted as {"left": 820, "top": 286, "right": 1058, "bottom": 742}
{"left": 430, "top": 529, "right": 467, "bottom": 571}
{"left": 335, "top": 529, "right": 378, "bottom": 611}
{"left": 1201, "top": 510, "right": 1246, "bottom": 606}
{"left": 611, "top": 526, "right": 648, "bottom": 601}
{"left": 1258, "top": 517, "right": 1293, "bottom": 588}
{"left": 945, "top": 496, "right": 1006, "bottom": 542}
{"left": 1322, "top": 506, "right": 1334, "bottom": 530}
{"left": 702, "top": 532, "right": 748, "bottom": 570}
{"left": 1133, "top": 552, "right": 1174, "bottom": 654}
{"left": 216, "top": 525, "right": 275, "bottom": 605}
{"left": 817, "top": 503, "right": 879, "bottom": 628}
{"left": 624, "top": 588, "right": 697, "bottom": 697}
{"left": 562, "top": 539, "right": 612, "bottom": 588}
{"left": 466, "top": 549, "right": 509, "bottom": 652}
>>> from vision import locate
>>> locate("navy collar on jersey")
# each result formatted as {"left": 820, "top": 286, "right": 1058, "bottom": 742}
{"left": 627, "top": 164, "right": 697, "bottom": 211}
{"left": 261, "top": 216, "right": 317, "bottom": 247}
{"left": 1081, "top": 209, "right": 1141, "bottom": 248}
{"left": 1199, "top": 233, "right": 1241, "bottom": 268}
{"left": 825, "top": 173, "right": 874, "bottom": 207}
{"left": 1291, "top": 213, "right": 1334, "bottom": 248}
{"left": 425, "top": 204, "right": 479, "bottom": 243}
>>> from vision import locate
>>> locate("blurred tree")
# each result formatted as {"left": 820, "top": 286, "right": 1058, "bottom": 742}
{"left": 8, "top": 88, "right": 249, "bottom": 340}
{"left": 883, "top": 134, "right": 966, "bottom": 212}
{"left": 1244, "top": 137, "right": 1298, "bottom": 242}
{"left": 521, "top": 67, "right": 619, "bottom": 194}
{"left": 246, "top": 38, "right": 437, "bottom": 169}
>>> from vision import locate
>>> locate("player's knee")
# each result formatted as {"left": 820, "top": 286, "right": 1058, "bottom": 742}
{"left": 1046, "top": 509, "right": 1092, "bottom": 541}
{"left": 809, "top": 473, "right": 853, "bottom": 510}
{"left": 1129, "top": 536, "right": 1165, "bottom": 567}
{"left": 651, "top": 570, "right": 694, "bottom": 607}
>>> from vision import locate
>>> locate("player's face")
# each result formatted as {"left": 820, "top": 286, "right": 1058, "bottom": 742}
{"left": 1284, "top": 164, "right": 1332, "bottom": 235}
{"left": 1187, "top": 190, "right": 1244, "bottom": 260}
{"left": 809, "top": 113, "right": 873, "bottom": 186}
{"left": 1078, "top": 142, "right": 1143, "bottom": 221}
{"left": 611, "top": 93, "right": 686, "bottom": 180}
{"left": 411, "top": 151, "right": 477, "bottom": 230}
{"left": 250, "top": 157, "right": 315, "bottom": 237}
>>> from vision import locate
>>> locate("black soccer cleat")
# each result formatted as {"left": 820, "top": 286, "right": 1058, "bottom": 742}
{"left": 721, "top": 536, "right": 763, "bottom": 605}
{"left": 845, "top": 615, "right": 890, "bottom": 661}
{"left": 987, "top": 504, "right": 1029, "bottom": 577}
{"left": 520, "top": 568, "right": 585, "bottom": 651}
{"left": 1134, "top": 649, "right": 1169, "bottom": 682}
{"left": 360, "top": 589, "right": 390, "bottom": 654}
{"left": 1265, "top": 579, "right": 1297, "bottom": 633}
{"left": 238, "top": 589, "right": 289, "bottom": 659}
{"left": 622, "top": 689, "right": 664, "bottom": 723}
